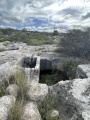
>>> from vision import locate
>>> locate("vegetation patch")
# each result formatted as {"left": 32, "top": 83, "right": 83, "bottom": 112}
{"left": 8, "top": 100, "right": 23, "bottom": 120}
{"left": 36, "top": 47, "right": 45, "bottom": 51}
{"left": 0, "top": 48, "right": 5, "bottom": 52}
{"left": 3, "top": 41, "right": 9, "bottom": 46}
{"left": 39, "top": 95, "right": 63, "bottom": 120}
{"left": 14, "top": 67, "right": 29, "bottom": 99}
{"left": 0, "top": 86, "right": 6, "bottom": 97}
{"left": 40, "top": 69, "right": 69, "bottom": 86}
{"left": 58, "top": 28, "right": 90, "bottom": 59}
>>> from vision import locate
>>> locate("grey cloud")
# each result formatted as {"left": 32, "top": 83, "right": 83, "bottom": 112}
{"left": 81, "top": 12, "right": 90, "bottom": 20}
{"left": 58, "top": 8, "right": 82, "bottom": 17}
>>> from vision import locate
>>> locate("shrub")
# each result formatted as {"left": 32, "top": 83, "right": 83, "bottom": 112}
{"left": 62, "top": 60, "right": 79, "bottom": 79}
{"left": 59, "top": 28, "right": 90, "bottom": 59}
{"left": 0, "top": 87, "right": 5, "bottom": 97}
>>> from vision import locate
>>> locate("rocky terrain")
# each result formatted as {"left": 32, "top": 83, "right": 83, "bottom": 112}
{"left": 0, "top": 41, "right": 90, "bottom": 120}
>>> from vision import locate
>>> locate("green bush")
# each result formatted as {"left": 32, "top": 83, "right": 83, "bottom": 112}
{"left": 59, "top": 28, "right": 90, "bottom": 59}
{"left": 62, "top": 60, "right": 79, "bottom": 79}
{"left": 0, "top": 87, "right": 5, "bottom": 97}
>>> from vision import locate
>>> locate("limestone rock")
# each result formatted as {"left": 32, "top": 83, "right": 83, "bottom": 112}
{"left": 50, "top": 110, "right": 59, "bottom": 118}
{"left": 76, "top": 64, "right": 90, "bottom": 79}
{"left": 49, "top": 78, "right": 90, "bottom": 120}
{"left": 48, "top": 110, "right": 60, "bottom": 120}
{"left": 6, "top": 84, "right": 19, "bottom": 97}
{"left": 0, "top": 95, "right": 16, "bottom": 120}
{"left": 22, "top": 102, "right": 41, "bottom": 120}
{"left": 0, "top": 62, "right": 24, "bottom": 86}
{"left": 0, "top": 62, "right": 16, "bottom": 84}
{"left": 27, "top": 83, "right": 48, "bottom": 103}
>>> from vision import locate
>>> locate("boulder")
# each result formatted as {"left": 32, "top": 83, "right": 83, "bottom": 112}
{"left": 22, "top": 102, "right": 41, "bottom": 120}
{"left": 27, "top": 83, "right": 48, "bottom": 103}
{"left": 0, "top": 62, "right": 16, "bottom": 86}
{"left": 6, "top": 84, "right": 19, "bottom": 98}
{"left": 50, "top": 110, "right": 59, "bottom": 118}
{"left": 0, "top": 95, "right": 16, "bottom": 120}
{"left": 49, "top": 78, "right": 90, "bottom": 120}
{"left": 76, "top": 64, "right": 90, "bottom": 79}
{"left": 48, "top": 110, "right": 60, "bottom": 120}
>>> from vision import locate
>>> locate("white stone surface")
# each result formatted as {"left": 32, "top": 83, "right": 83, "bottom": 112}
{"left": 22, "top": 102, "right": 41, "bottom": 120}
{"left": 27, "top": 83, "right": 48, "bottom": 102}
{"left": 6, "top": 84, "right": 19, "bottom": 97}
{"left": 76, "top": 64, "right": 90, "bottom": 78}
{"left": 0, "top": 95, "right": 16, "bottom": 120}
{"left": 50, "top": 110, "right": 59, "bottom": 118}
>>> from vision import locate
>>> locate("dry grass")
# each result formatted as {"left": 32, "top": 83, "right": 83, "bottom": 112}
{"left": 14, "top": 67, "right": 29, "bottom": 99}
{"left": 8, "top": 100, "right": 23, "bottom": 120}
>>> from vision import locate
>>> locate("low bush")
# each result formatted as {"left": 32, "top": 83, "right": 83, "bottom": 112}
{"left": 0, "top": 87, "right": 6, "bottom": 97}
{"left": 62, "top": 60, "right": 79, "bottom": 79}
{"left": 59, "top": 28, "right": 90, "bottom": 59}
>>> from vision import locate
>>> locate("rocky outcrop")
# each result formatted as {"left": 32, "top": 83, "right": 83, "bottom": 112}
{"left": 49, "top": 78, "right": 90, "bottom": 120}
{"left": 0, "top": 95, "right": 16, "bottom": 120}
{"left": 27, "top": 83, "right": 48, "bottom": 103}
{"left": 6, "top": 84, "right": 19, "bottom": 97}
{"left": 0, "top": 62, "right": 18, "bottom": 86}
{"left": 22, "top": 102, "right": 41, "bottom": 120}
{"left": 76, "top": 64, "right": 90, "bottom": 79}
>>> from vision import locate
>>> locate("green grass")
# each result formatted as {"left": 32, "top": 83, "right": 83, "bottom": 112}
{"left": 30, "top": 38, "right": 52, "bottom": 45}
{"left": 62, "top": 60, "right": 79, "bottom": 79}
{"left": 0, "top": 87, "right": 6, "bottom": 97}
{"left": 40, "top": 73, "right": 58, "bottom": 86}
{"left": 39, "top": 95, "right": 56, "bottom": 120}
{"left": 36, "top": 47, "right": 45, "bottom": 51}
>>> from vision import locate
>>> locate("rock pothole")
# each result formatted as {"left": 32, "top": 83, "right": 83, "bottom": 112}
{"left": 40, "top": 69, "right": 69, "bottom": 86}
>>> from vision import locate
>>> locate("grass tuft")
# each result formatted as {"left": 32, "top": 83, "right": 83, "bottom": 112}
{"left": 14, "top": 67, "right": 29, "bottom": 99}
{"left": 8, "top": 100, "right": 23, "bottom": 120}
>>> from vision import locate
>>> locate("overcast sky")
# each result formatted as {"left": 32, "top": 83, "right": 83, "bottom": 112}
{"left": 0, "top": 0, "right": 90, "bottom": 32}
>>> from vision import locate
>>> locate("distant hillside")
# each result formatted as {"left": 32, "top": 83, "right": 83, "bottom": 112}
{"left": 0, "top": 28, "right": 54, "bottom": 45}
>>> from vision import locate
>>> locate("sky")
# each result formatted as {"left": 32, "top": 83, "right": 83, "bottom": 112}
{"left": 0, "top": 0, "right": 90, "bottom": 32}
